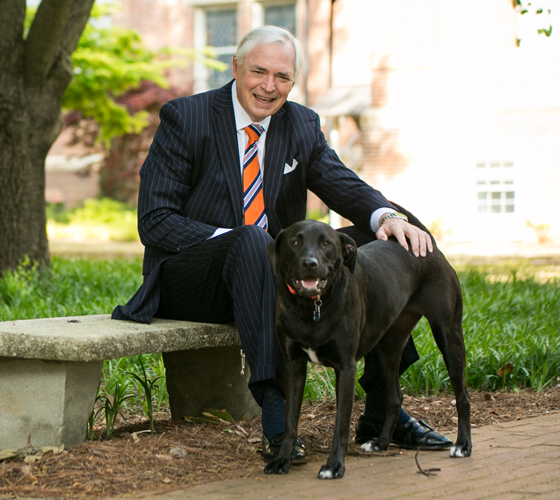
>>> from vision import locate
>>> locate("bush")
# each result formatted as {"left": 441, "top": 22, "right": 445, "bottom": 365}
{"left": 0, "top": 256, "right": 142, "bottom": 321}
{"left": 47, "top": 198, "right": 139, "bottom": 243}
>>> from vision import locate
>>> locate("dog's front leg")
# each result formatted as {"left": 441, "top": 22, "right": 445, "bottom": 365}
{"left": 318, "top": 360, "right": 357, "bottom": 480}
{"left": 264, "top": 350, "right": 307, "bottom": 475}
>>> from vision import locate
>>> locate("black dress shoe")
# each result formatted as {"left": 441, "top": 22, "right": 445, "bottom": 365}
{"left": 262, "top": 433, "right": 307, "bottom": 464}
{"left": 355, "top": 415, "right": 452, "bottom": 450}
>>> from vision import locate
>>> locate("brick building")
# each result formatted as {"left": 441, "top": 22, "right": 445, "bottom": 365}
{"left": 48, "top": 0, "right": 560, "bottom": 243}
{"left": 314, "top": 0, "right": 560, "bottom": 244}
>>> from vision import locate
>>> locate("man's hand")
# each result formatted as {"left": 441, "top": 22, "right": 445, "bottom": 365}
{"left": 376, "top": 217, "right": 433, "bottom": 257}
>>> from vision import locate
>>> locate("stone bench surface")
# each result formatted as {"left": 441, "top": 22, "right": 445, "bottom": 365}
{"left": 0, "top": 315, "right": 258, "bottom": 449}
{"left": 0, "top": 314, "right": 239, "bottom": 362}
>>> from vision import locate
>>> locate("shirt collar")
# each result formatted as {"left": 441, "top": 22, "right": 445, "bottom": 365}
{"left": 232, "top": 81, "right": 271, "bottom": 133}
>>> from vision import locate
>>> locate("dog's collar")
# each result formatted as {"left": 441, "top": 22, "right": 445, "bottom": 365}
{"left": 286, "top": 283, "right": 319, "bottom": 300}
{"left": 286, "top": 283, "right": 322, "bottom": 322}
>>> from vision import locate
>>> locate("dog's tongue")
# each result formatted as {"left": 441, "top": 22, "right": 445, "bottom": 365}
{"left": 302, "top": 279, "right": 319, "bottom": 289}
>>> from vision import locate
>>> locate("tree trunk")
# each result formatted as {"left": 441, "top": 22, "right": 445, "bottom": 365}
{"left": 0, "top": 104, "right": 50, "bottom": 271}
{"left": 0, "top": 0, "right": 95, "bottom": 274}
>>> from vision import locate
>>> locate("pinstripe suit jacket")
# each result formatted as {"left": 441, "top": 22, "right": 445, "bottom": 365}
{"left": 137, "top": 81, "right": 394, "bottom": 277}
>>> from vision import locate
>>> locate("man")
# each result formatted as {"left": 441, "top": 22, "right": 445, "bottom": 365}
{"left": 113, "top": 25, "right": 451, "bottom": 461}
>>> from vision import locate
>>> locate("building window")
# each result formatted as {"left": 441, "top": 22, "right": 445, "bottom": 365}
{"left": 206, "top": 8, "right": 237, "bottom": 89}
{"left": 264, "top": 3, "right": 296, "bottom": 35}
{"left": 195, "top": 2, "right": 298, "bottom": 93}
{"left": 476, "top": 160, "right": 515, "bottom": 213}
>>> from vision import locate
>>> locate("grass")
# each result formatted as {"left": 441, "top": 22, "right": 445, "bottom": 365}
{"left": 0, "top": 255, "right": 142, "bottom": 320}
{"left": 1, "top": 256, "right": 559, "bottom": 420}
{"left": 401, "top": 262, "right": 560, "bottom": 394}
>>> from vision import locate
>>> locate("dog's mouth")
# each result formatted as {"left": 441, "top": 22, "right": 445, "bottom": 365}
{"left": 293, "top": 277, "right": 327, "bottom": 296}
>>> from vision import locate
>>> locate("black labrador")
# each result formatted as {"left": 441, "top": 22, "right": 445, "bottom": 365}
{"left": 265, "top": 209, "right": 471, "bottom": 479}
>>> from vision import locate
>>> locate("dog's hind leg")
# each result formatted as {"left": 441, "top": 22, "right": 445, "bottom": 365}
{"left": 425, "top": 296, "right": 472, "bottom": 458}
{"left": 318, "top": 360, "right": 357, "bottom": 479}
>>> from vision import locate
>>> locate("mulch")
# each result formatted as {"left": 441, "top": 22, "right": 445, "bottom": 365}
{"left": 1, "top": 387, "right": 559, "bottom": 499}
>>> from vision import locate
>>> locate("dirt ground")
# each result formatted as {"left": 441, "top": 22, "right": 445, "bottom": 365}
{"left": 1, "top": 387, "right": 559, "bottom": 499}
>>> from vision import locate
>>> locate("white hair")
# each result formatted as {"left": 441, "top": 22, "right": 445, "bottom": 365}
{"left": 235, "top": 25, "right": 303, "bottom": 81}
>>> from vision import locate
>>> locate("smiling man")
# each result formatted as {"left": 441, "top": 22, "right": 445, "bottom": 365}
{"left": 232, "top": 37, "right": 297, "bottom": 121}
{"left": 113, "top": 26, "right": 449, "bottom": 465}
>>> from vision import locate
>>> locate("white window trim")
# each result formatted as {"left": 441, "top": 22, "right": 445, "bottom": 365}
{"left": 193, "top": 1, "right": 301, "bottom": 97}
{"left": 193, "top": 3, "right": 238, "bottom": 94}
{"left": 475, "top": 159, "right": 516, "bottom": 215}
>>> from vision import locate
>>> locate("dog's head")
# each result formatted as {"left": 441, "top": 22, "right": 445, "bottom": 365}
{"left": 268, "top": 220, "right": 357, "bottom": 298}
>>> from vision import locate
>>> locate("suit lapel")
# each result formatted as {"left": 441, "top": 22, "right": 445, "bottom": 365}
{"left": 263, "top": 107, "right": 288, "bottom": 236}
{"left": 212, "top": 83, "right": 243, "bottom": 227}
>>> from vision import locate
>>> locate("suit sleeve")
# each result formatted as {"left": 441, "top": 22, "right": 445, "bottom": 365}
{"left": 137, "top": 100, "right": 218, "bottom": 252}
{"left": 304, "top": 112, "right": 396, "bottom": 234}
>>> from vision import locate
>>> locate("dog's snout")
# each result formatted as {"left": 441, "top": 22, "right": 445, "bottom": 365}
{"left": 301, "top": 257, "right": 318, "bottom": 270}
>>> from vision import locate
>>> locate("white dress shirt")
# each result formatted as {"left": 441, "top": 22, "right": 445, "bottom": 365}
{"left": 210, "top": 81, "right": 393, "bottom": 238}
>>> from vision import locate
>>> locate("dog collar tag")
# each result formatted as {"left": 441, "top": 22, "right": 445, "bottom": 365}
{"left": 313, "top": 297, "right": 322, "bottom": 322}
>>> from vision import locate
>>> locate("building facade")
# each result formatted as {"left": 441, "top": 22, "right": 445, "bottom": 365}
{"left": 49, "top": 0, "right": 560, "bottom": 244}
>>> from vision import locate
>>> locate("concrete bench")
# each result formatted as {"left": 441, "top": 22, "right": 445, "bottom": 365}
{"left": 0, "top": 314, "right": 260, "bottom": 449}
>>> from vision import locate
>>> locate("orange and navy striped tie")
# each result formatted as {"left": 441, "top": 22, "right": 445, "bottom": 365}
{"left": 243, "top": 124, "right": 267, "bottom": 230}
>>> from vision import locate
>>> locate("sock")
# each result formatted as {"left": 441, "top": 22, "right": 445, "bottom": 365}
{"left": 398, "top": 407, "right": 410, "bottom": 425}
{"left": 261, "top": 385, "right": 285, "bottom": 439}
{"left": 364, "top": 379, "right": 386, "bottom": 423}
{"left": 364, "top": 379, "right": 411, "bottom": 426}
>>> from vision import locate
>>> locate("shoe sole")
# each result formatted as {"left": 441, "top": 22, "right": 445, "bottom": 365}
{"left": 395, "top": 442, "right": 452, "bottom": 450}
{"left": 356, "top": 435, "right": 452, "bottom": 450}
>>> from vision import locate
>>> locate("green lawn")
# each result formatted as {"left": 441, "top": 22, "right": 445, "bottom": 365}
{"left": 1, "top": 256, "right": 559, "bottom": 420}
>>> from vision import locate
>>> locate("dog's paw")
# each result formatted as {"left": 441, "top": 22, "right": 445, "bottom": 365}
{"left": 360, "top": 439, "right": 388, "bottom": 453}
{"left": 318, "top": 463, "right": 345, "bottom": 479}
{"left": 264, "top": 458, "right": 291, "bottom": 475}
{"left": 450, "top": 444, "right": 472, "bottom": 458}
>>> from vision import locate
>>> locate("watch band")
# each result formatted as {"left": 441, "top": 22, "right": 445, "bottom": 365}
{"left": 379, "top": 212, "right": 409, "bottom": 227}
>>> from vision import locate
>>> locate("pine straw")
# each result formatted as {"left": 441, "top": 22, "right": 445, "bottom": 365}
{"left": 1, "top": 387, "right": 559, "bottom": 499}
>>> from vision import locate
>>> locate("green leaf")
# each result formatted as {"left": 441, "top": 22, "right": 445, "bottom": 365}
{"left": 183, "top": 416, "right": 220, "bottom": 425}
{"left": 203, "top": 408, "right": 234, "bottom": 423}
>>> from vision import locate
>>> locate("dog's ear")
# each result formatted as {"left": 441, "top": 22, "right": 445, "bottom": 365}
{"left": 338, "top": 232, "right": 357, "bottom": 273}
{"left": 267, "top": 229, "right": 285, "bottom": 278}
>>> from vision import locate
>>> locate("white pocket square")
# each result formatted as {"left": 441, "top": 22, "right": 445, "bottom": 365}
{"left": 284, "top": 159, "right": 298, "bottom": 174}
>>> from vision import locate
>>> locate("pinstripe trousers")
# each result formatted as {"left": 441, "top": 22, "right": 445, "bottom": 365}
{"left": 153, "top": 224, "right": 419, "bottom": 407}
{"left": 155, "top": 225, "right": 281, "bottom": 406}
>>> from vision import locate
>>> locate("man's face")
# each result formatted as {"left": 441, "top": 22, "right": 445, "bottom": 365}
{"left": 233, "top": 41, "right": 296, "bottom": 122}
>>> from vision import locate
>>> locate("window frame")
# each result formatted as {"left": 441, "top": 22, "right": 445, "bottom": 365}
{"left": 475, "top": 160, "right": 516, "bottom": 215}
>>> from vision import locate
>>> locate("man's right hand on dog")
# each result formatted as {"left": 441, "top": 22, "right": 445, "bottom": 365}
{"left": 376, "top": 216, "right": 433, "bottom": 258}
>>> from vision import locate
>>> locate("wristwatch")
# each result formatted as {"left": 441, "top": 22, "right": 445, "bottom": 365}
{"left": 379, "top": 212, "right": 408, "bottom": 227}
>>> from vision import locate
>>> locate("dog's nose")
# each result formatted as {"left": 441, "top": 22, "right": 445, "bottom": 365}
{"left": 301, "top": 257, "right": 318, "bottom": 270}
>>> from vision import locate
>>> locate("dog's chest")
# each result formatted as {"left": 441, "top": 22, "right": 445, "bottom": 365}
{"left": 301, "top": 346, "right": 321, "bottom": 364}
{"left": 296, "top": 328, "right": 340, "bottom": 367}
{"left": 278, "top": 302, "right": 345, "bottom": 367}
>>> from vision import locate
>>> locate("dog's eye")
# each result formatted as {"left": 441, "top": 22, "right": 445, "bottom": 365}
{"left": 291, "top": 240, "right": 299, "bottom": 247}
{"left": 322, "top": 241, "right": 331, "bottom": 248}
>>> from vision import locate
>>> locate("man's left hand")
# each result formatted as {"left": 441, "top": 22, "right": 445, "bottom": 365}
{"left": 376, "top": 218, "right": 433, "bottom": 257}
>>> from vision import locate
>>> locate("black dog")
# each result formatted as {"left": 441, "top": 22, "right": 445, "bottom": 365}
{"left": 265, "top": 210, "right": 471, "bottom": 479}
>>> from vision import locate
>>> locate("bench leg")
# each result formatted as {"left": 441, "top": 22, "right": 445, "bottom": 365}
{"left": 163, "top": 346, "right": 261, "bottom": 421}
{"left": 0, "top": 357, "right": 102, "bottom": 449}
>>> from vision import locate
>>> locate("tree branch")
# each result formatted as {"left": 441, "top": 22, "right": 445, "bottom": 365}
{"left": 43, "top": 0, "right": 96, "bottom": 104}
{"left": 60, "top": 0, "right": 96, "bottom": 55}
{"left": 0, "top": 0, "right": 25, "bottom": 74}
{"left": 24, "top": 0, "right": 75, "bottom": 88}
